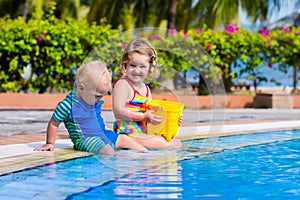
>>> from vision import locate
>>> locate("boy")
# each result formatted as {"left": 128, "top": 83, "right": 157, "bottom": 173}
{"left": 34, "top": 61, "right": 148, "bottom": 155}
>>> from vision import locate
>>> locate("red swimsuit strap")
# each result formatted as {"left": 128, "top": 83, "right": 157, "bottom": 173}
{"left": 115, "top": 78, "right": 149, "bottom": 97}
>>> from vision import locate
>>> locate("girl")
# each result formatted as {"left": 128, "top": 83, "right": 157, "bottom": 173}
{"left": 112, "top": 38, "right": 182, "bottom": 149}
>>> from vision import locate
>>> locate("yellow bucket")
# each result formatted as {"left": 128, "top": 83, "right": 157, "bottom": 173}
{"left": 146, "top": 100, "right": 184, "bottom": 141}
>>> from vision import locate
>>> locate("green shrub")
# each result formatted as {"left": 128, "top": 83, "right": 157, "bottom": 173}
{"left": 0, "top": 16, "right": 299, "bottom": 94}
{"left": 0, "top": 17, "right": 115, "bottom": 93}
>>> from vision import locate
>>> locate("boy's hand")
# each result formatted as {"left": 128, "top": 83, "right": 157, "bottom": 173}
{"left": 34, "top": 144, "right": 54, "bottom": 151}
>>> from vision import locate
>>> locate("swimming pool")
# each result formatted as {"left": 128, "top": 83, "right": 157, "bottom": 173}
{"left": 1, "top": 129, "right": 300, "bottom": 199}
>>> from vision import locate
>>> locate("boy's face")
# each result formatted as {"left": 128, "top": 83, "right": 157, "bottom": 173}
{"left": 80, "top": 69, "right": 112, "bottom": 106}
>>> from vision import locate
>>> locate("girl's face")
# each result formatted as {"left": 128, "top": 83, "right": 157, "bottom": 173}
{"left": 125, "top": 52, "right": 150, "bottom": 85}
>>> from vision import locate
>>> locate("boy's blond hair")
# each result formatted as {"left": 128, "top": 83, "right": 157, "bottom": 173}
{"left": 119, "top": 38, "right": 160, "bottom": 78}
{"left": 75, "top": 61, "right": 107, "bottom": 90}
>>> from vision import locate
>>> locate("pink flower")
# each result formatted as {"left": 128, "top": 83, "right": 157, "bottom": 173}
{"left": 195, "top": 28, "right": 204, "bottom": 34}
{"left": 225, "top": 25, "right": 238, "bottom": 33}
{"left": 168, "top": 29, "right": 176, "bottom": 36}
{"left": 42, "top": 31, "right": 47, "bottom": 36}
{"left": 183, "top": 32, "right": 188, "bottom": 38}
{"left": 120, "top": 44, "right": 127, "bottom": 49}
{"left": 283, "top": 27, "right": 291, "bottom": 33}
{"left": 268, "top": 62, "right": 273, "bottom": 68}
{"left": 37, "top": 36, "right": 43, "bottom": 42}
{"left": 207, "top": 44, "right": 211, "bottom": 50}
{"left": 151, "top": 35, "right": 162, "bottom": 40}
{"left": 259, "top": 29, "right": 270, "bottom": 37}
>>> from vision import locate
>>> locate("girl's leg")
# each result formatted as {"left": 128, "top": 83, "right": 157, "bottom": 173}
{"left": 116, "top": 134, "right": 148, "bottom": 152}
{"left": 167, "top": 138, "right": 182, "bottom": 149}
{"left": 133, "top": 134, "right": 182, "bottom": 149}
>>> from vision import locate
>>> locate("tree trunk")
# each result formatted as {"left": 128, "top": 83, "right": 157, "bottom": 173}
{"left": 293, "top": 64, "right": 297, "bottom": 94}
{"left": 253, "top": 78, "right": 257, "bottom": 94}
{"left": 167, "top": 0, "right": 176, "bottom": 30}
{"left": 23, "top": 0, "right": 29, "bottom": 20}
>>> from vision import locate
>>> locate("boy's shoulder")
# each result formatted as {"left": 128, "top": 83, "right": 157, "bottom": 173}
{"left": 53, "top": 91, "right": 75, "bottom": 122}
{"left": 56, "top": 90, "right": 76, "bottom": 109}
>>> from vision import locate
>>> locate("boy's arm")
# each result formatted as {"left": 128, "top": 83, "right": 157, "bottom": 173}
{"left": 34, "top": 117, "right": 60, "bottom": 151}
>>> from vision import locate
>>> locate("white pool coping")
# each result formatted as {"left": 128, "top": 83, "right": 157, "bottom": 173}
{"left": 1, "top": 120, "right": 300, "bottom": 160}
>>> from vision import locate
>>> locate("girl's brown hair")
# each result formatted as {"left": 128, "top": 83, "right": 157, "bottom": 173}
{"left": 118, "top": 38, "right": 160, "bottom": 78}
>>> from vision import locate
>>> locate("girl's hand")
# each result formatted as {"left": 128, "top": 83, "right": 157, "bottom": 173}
{"left": 144, "top": 110, "right": 162, "bottom": 125}
{"left": 178, "top": 115, "right": 183, "bottom": 126}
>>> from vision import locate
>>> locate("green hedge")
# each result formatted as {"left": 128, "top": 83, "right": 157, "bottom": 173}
{"left": 188, "top": 26, "right": 300, "bottom": 92}
{"left": 0, "top": 17, "right": 115, "bottom": 93}
{"left": 0, "top": 17, "right": 299, "bottom": 93}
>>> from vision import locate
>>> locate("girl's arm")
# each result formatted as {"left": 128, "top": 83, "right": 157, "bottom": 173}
{"left": 147, "top": 85, "right": 153, "bottom": 101}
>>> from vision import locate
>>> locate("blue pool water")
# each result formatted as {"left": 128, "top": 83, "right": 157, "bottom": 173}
{"left": 1, "top": 130, "right": 300, "bottom": 199}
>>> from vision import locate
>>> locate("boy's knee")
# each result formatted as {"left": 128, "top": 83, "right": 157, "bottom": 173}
{"left": 99, "top": 144, "right": 115, "bottom": 155}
